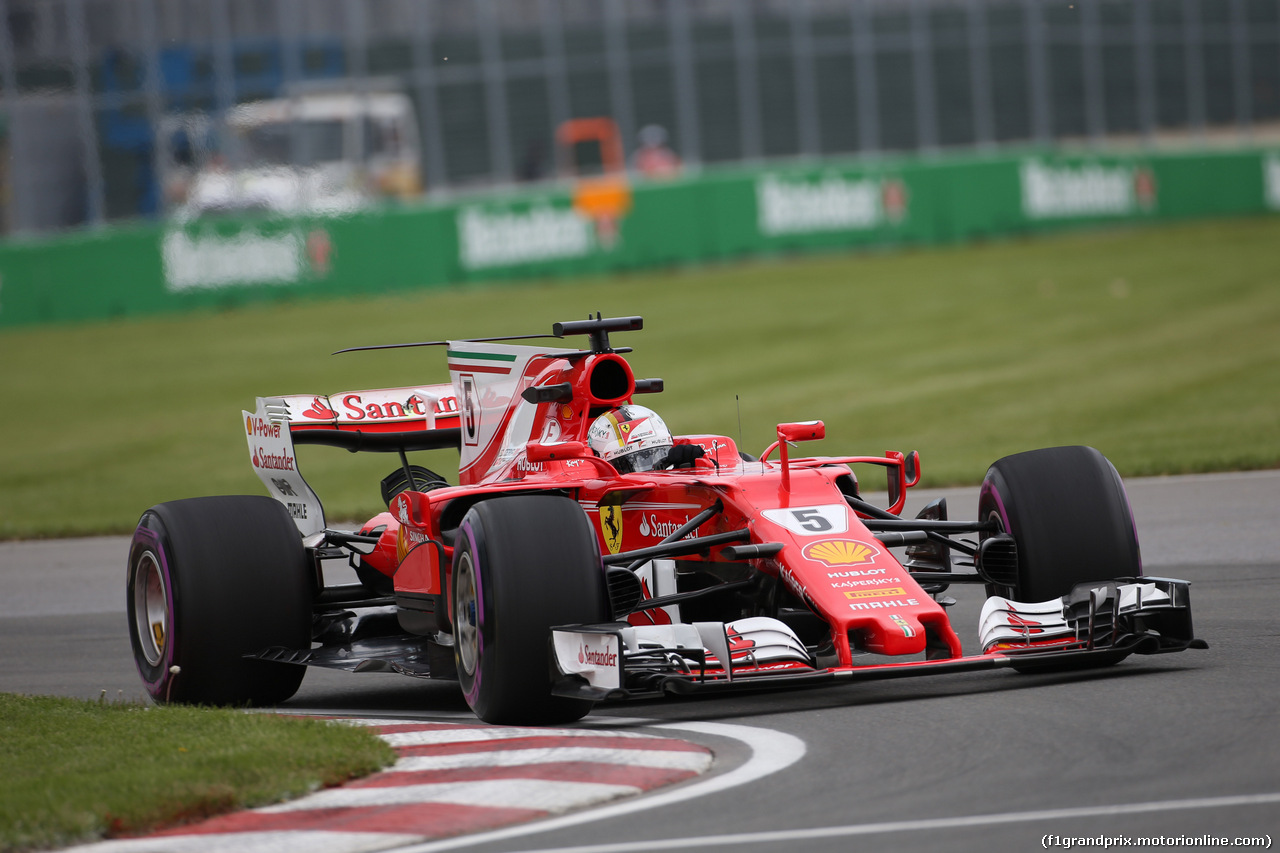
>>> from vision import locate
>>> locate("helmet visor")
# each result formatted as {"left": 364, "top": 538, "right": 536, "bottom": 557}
{"left": 612, "top": 445, "right": 670, "bottom": 474}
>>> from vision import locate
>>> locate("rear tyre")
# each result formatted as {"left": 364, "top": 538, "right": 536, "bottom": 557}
{"left": 978, "top": 446, "right": 1141, "bottom": 602}
{"left": 127, "top": 496, "right": 311, "bottom": 705}
{"left": 452, "top": 495, "right": 607, "bottom": 725}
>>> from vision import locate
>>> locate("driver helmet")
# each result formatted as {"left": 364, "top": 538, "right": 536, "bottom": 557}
{"left": 587, "top": 405, "right": 673, "bottom": 473}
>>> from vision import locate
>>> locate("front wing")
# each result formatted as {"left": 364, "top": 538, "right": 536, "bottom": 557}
{"left": 549, "top": 578, "right": 1206, "bottom": 701}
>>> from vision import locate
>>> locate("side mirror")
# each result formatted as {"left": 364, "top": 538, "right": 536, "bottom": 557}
{"left": 776, "top": 420, "right": 825, "bottom": 443}
{"left": 904, "top": 450, "right": 921, "bottom": 487}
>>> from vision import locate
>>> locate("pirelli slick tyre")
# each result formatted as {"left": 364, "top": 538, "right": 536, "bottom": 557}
{"left": 451, "top": 495, "right": 608, "bottom": 725}
{"left": 978, "top": 446, "right": 1142, "bottom": 602}
{"left": 127, "top": 496, "right": 311, "bottom": 706}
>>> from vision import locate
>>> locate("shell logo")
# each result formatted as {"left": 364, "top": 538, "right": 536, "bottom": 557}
{"left": 396, "top": 524, "right": 409, "bottom": 565}
{"left": 802, "top": 539, "right": 882, "bottom": 567}
{"left": 245, "top": 415, "right": 254, "bottom": 435}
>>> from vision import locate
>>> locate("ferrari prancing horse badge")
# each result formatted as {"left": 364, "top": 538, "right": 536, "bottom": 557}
{"left": 600, "top": 505, "right": 623, "bottom": 554}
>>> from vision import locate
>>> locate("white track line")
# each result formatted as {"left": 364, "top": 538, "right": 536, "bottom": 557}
{"left": 380, "top": 728, "right": 664, "bottom": 747}
{"left": 496, "top": 790, "right": 1280, "bottom": 853}
{"left": 258, "top": 778, "right": 638, "bottom": 813}
{"left": 392, "top": 747, "right": 710, "bottom": 773}
{"left": 391, "top": 720, "right": 807, "bottom": 853}
{"left": 58, "top": 831, "right": 424, "bottom": 853}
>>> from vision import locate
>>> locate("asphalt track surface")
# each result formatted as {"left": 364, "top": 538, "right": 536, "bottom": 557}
{"left": 3, "top": 470, "right": 1278, "bottom": 853}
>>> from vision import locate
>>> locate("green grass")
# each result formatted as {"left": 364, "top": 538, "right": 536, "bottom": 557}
{"left": 0, "top": 693, "right": 394, "bottom": 852}
{"left": 2, "top": 216, "right": 1278, "bottom": 539}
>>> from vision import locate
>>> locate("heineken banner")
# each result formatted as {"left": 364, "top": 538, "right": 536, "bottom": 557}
{"left": 0, "top": 146, "right": 1276, "bottom": 329}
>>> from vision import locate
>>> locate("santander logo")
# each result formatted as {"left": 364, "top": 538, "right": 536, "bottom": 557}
{"left": 1006, "top": 614, "right": 1044, "bottom": 633}
{"left": 252, "top": 447, "right": 295, "bottom": 471}
{"left": 304, "top": 397, "right": 337, "bottom": 419}
{"left": 578, "top": 641, "right": 618, "bottom": 668}
{"left": 638, "top": 513, "right": 696, "bottom": 540}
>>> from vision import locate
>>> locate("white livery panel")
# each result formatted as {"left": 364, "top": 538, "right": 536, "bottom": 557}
{"left": 264, "top": 383, "right": 459, "bottom": 428}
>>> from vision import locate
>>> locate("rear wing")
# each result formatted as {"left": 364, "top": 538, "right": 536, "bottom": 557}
{"left": 243, "top": 316, "right": 647, "bottom": 533}
{"left": 268, "top": 384, "right": 461, "bottom": 450}
{"left": 244, "top": 383, "right": 460, "bottom": 535}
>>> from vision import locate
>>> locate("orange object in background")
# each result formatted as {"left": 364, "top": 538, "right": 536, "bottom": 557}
{"left": 557, "top": 118, "right": 633, "bottom": 246}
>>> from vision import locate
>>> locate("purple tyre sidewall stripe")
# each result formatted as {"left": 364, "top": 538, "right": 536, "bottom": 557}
{"left": 129, "top": 523, "right": 177, "bottom": 695}
{"left": 457, "top": 518, "right": 484, "bottom": 708}
{"left": 977, "top": 477, "right": 1010, "bottom": 531}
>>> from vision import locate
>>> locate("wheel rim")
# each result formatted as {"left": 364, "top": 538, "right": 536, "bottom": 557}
{"left": 454, "top": 552, "right": 479, "bottom": 677}
{"left": 985, "top": 510, "right": 1006, "bottom": 536}
{"left": 982, "top": 510, "right": 1015, "bottom": 597}
{"left": 133, "top": 550, "right": 169, "bottom": 667}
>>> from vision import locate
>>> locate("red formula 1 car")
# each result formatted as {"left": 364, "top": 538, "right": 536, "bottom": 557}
{"left": 127, "top": 316, "right": 1205, "bottom": 723}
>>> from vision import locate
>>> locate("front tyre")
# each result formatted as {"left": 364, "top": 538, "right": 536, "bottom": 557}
{"left": 127, "top": 496, "right": 311, "bottom": 706}
{"left": 978, "top": 446, "right": 1141, "bottom": 602}
{"left": 452, "top": 495, "right": 608, "bottom": 725}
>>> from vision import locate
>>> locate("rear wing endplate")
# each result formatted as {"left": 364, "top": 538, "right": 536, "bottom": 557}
{"left": 245, "top": 383, "right": 460, "bottom": 535}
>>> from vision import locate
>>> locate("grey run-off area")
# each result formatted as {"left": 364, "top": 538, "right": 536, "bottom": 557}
{"left": 1, "top": 470, "right": 1277, "bottom": 852}
{"left": 0, "top": 469, "right": 1274, "bottom": 697}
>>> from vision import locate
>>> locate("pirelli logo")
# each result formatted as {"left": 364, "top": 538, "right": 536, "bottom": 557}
{"left": 844, "top": 587, "right": 907, "bottom": 600}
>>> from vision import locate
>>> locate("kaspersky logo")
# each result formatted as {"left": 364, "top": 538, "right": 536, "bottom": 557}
{"left": 803, "top": 539, "right": 882, "bottom": 567}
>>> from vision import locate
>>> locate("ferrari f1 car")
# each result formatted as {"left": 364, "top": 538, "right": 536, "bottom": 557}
{"left": 127, "top": 315, "right": 1205, "bottom": 723}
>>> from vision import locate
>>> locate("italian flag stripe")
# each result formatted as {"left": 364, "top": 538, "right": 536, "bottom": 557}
{"left": 446, "top": 350, "right": 517, "bottom": 362}
{"left": 448, "top": 362, "right": 511, "bottom": 374}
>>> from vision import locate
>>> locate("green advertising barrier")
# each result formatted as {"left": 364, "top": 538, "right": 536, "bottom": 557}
{"left": 1, "top": 146, "right": 1276, "bottom": 329}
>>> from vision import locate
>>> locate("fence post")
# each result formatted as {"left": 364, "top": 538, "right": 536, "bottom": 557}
{"left": 732, "top": 1, "right": 763, "bottom": 161}
{"left": 604, "top": 0, "right": 636, "bottom": 158}
{"left": 1229, "top": 0, "right": 1252, "bottom": 139}
{"left": 791, "top": 0, "right": 820, "bottom": 157}
{"left": 411, "top": 1, "right": 449, "bottom": 191}
{"left": 476, "top": 0, "right": 513, "bottom": 184}
{"left": 1082, "top": 0, "right": 1106, "bottom": 145}
{"left": 538, "top": 0, "right": 571, "bottom": 144}
{"left": 852, "top": 0, "right": 880, "bottom": 154}
{"left": 209, "top": 0, "right": 236, "bottom": 164}
{"left": 911, "top": 0, "right": 938, "bottom": 152}
{"left": 0, "top": 0, "right": 17, "bottom": 232}
{"left": 967, "top": 0, "right": 995, "bottom": 149}
{"left": 669, "top": 0, "right": 702, "bottom": 166}
{"left": 1182, "top": 0, "right": 1206, "bottom": 140}
{"left": 69, "top": 0, "right": 106, "bottom": 226}
{"left": 1134, "top": 0, "right": 1156, "bottom": 145}
{"left": 1024, "top": 0, "right": 1052, "bottom": 143}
